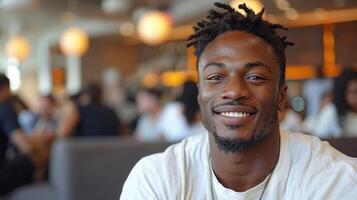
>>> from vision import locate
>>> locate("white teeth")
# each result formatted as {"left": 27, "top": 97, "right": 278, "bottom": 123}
{"left": 221, "top": 112, "right": 250, "bottom": 118}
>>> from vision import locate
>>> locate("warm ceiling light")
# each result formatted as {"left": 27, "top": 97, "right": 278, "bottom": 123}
{"left": 60, "top": 27, "right": 89, "bottom": 57}
{"left": 5, "top": 35, "right": 31, "bottom": 61}
{"left": 230, "top": 0, "right": 264, "bottom": 15}
{"left": 142, "top": 72, "right": 159, "bottom": 88}
{"left": 5, "top": 36, "right": 31, "bottom": 60}
{"left": 161, "top": 71, "right": 186, "bottom": 87}
{"left": 137, "top": 11, "right": 172, "bottom": 45}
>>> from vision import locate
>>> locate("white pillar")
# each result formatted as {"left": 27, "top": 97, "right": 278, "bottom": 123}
{"left": 66, "top": 56, "right": 82, "bottom": 95}
{"left": 37, "top": 40, "right": 52, "bottom": 94}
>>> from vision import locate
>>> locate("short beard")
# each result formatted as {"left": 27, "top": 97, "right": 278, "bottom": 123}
{"left": 211, "top": 128, "right": 267, "bottom": 153}
{"left": 210, "top": 112, "right": 278, "bottom": 154}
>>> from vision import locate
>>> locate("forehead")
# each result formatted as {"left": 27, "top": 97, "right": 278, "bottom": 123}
{"left": 198, "top": 31, "right": 277, "bottom": 71}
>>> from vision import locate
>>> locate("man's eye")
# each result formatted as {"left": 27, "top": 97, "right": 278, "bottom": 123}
{"left": 247, "top": 75, "right": 265, "bottom": 81}
{"left": 207, "top": 75, "right": 223, "bottom": 81}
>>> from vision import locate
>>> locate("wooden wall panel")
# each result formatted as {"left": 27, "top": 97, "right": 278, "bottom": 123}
{"left": 285, "top": 25, "right": 324, "bottom": 66}
{"left": 82, "top": 36, "right": 138, "bottom": 84}
{"left": 335, "top": 21, "right": 357, "bottom": 66}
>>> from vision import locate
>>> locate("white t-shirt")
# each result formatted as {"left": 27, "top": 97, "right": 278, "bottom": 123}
{"left": 120, "top": 130, "right": 357, "bottom": 200}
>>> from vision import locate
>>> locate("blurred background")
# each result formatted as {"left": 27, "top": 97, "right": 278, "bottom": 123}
{"left": 0, "top": 0, "right": 356, "bottom": 131}
{"left": 0, "top": 0, "right": 357, "bottom": 199}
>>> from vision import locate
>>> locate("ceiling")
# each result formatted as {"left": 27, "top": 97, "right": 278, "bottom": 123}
{"left": 1, "top": 0, "right": 357, "bottom": 39}
{"left": 0, "top": 0, "right": 357, "bottom": 72}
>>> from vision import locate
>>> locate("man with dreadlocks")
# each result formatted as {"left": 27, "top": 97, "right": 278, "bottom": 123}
{"left": 121, "top": 3, "right": 357, "bottom": 199}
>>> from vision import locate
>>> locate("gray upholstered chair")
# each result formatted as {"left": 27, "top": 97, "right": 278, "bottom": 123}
{"left": 6, "top": 137, "right": 172, "bottom": 200}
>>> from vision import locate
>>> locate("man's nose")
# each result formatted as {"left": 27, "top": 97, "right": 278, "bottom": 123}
{"left": 220, "top": 75, "right": 250, "bottom": 100}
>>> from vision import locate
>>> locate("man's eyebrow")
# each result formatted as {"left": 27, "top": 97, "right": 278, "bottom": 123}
{"left": 245, "top": 62, "right": 272, "bottom": 72}
{"left": 202, "top": 62, "right": 225, "bottom": 71}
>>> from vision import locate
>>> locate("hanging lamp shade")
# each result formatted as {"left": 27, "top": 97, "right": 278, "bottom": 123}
{"left": 5, "top": 35, "right": 31, "bottom": 61}
{"left": 60, "top": 27, "right": 89, "bottom": 57}
{"left": 137, "top": 11, "right": 172, "bottom": 45}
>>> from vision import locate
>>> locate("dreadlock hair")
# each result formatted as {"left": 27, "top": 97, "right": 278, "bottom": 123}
{"left": 187, "top": 2, "right": 294, "bottom": 85}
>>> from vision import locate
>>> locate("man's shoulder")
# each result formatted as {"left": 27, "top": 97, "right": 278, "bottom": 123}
{"left": 283, "top": 130, "right": 357, "bottom": 196}
{"left": 138, "top": 132, "right": 208, "bottom": 170}
{"left": 285, "top": 130, "right": 356, "bottom": 165}
{"left": 121, "top": 133, "right": 209, "bottom": 199}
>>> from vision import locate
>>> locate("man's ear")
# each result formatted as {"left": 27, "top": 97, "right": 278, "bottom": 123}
{"left": 278, "top": 85, "right": 288, "bottom": 111}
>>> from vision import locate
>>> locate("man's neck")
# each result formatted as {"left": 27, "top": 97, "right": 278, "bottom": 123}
{"left": 209, "top": 128, "right": 280, "bottom": 192}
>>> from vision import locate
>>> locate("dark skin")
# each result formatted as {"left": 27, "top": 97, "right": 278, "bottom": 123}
{"left": 197, "top": 31, "right": 287, "bottom": 192}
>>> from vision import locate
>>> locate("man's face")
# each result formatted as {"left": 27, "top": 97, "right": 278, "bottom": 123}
{"left": 197, "top": 31, "right": 286, "bottom": 152}
{"left": 136, "top": 91, "right": 159, "bottom": 114}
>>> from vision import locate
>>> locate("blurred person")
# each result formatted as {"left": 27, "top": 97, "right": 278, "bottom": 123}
{"left": 0, "top": 74, "right": 50, "bottom": 195}
{"left": 121, "top": 3, "right": 357, "bottom": 199}
{"left": 301, "top": 90, "right": 333, "bottom": 135}
{"left": 175, "top": 81, "right": 205, "bottom": 136}
{"left": 302, "top": 65, "right": 333, "bottom": 118}
{"left": 59, "top": 83, "right": 121, "bottom": 137}
{"left": 158, "top": 81, "right": 205, "bottom": 142}
{"left": 279, "top": 97, "right": 304, "bottom": 132}
{"left": 32, "top": 94, "right": 58, "bottom": 135}
{"left": 280, "top": 108, "right": 302, "bottom": 132}
{"left": 135, "top": 88, "right": 163, "bottom": 142}
{"left": 129, "top": 88, "right": 144, "bottom": 133}
{"left": 312, "top": 68, "right": 357, "bottom": 138}
{"left": 10, "top": 95, "right": 36, "bottom": 134}
{"left": 54, "top": 87, "right": 81, "bottom": 138}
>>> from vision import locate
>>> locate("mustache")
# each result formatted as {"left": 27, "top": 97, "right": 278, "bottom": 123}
{"left": 212, "top": 100, "right": 255, "bottom": 110}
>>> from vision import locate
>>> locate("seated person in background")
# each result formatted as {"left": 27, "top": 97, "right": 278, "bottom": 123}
{"left": 58, "top": 83, "right": 121, "bottom": 137}
{"left": 279, "top": 97, "right": 304, "bottom": 133}
{"left": 158, "top": 81, "right": 205, "bottom": 142}
{"left": 33, "top": 94, "right": 58, "bottom": 135}
{"left": 0, "top": 74, "right": 50, "bottom": 195}
{"left": 135, "top": 88, "right": 164, "bottom": 142}
{"left": 10, "top": 95, "right": 37, "bottom": 134}
{"left": 121, "top": 3, "right": 357, "bottom": 199}
{"left": 175, "top": 81, "right": 206, "bottom": 137}
{"left": 311, "top": 69, "right": 357, "bottom": 138}
{"left": 302, "top": 64, "right": 333, "bottom": 118}
{"left": 53, "top": 87, "right": 79, "bottom": 138}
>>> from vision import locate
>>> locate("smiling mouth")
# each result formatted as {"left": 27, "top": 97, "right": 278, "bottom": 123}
{"left": 212, "top": 105, "right": 257, "bottom": 127}
{"left": 220, "top": 112, "right": 253, "bottom": 118}
{"left": 215, "top": 111, "right": 256, "bottom": 127}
